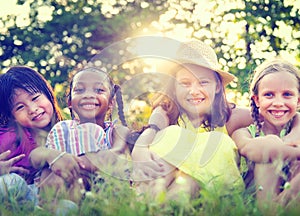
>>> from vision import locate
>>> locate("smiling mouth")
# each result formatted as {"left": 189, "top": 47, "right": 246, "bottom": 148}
{"left": 80, "top": 104, "right": 99, "bottom": 109}
{"left": 32, "top": 112, "right": 44, "bottom": 121}
{"left": 269, "top": 110, "right": 287, "bottom": 118}
{"left": 187, "top": 98, "right": 204, "bottom": 104}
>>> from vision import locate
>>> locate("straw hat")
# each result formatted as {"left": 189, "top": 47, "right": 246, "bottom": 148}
{"left": 165, "top": 40, "right": 236, "bottom": 86}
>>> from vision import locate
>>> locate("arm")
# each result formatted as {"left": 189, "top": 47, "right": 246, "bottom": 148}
{"left": 226, "top": 107, "right": 252, "bottom": 136}
{"left": 132, "top": 106, "right": 170, "bottom": 179}
{"left": 111, "top": 125, "right": 130, "bottom": 154}
{"left": 283, "top": 112, "right": 300, "bottom": 146}
{"left": 82, "top": 125, "right": 132, "bottom": 179}
{"left": 29, "top": 147, "right": 82, "bottom": 183}
{"left": 232, "top": 128, "right": 300, "bottom": 163}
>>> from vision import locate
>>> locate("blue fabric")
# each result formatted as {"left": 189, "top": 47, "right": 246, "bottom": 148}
{"left": 0, "top": 173, "right": 38, "bottom": 206}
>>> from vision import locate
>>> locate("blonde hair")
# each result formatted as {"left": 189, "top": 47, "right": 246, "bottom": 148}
{"left": 250, "top": 58, "right": 300, "bottom": 136}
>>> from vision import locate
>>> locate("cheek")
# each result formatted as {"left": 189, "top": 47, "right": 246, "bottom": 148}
{"left": 205, "top": 86, "right": 217, "bottom": 101}
{"left": 13, "top": 112, "right": 30, "bottom": 126}
{"left": 41, "top": 99, "right": 55, "bottom": 116}
{"left": 175, "top": 86, "right": 186, "bottom": 98}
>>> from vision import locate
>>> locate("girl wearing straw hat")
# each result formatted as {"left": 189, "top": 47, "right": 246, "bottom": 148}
{"left": 131, "top": 40, "right": 300, "bottom": 201}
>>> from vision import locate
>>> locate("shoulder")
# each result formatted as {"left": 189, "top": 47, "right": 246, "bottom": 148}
{"left": 0, "top": 127, "right": 17, "bottom": 144}
{"left": 49, "top": 120, "right": 75, "bottom": 132}
{"left": 231, "top": 126, "right": 252, "bottom": 141}
{"left": 0, "top": 127, "right": 16, "bottom": 136}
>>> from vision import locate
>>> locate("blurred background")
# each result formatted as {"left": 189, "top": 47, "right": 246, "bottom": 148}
{"left": 0, "top": 0, "right": 299, "bottom": 129}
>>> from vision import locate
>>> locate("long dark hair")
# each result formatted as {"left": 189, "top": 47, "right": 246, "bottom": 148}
{"left": 0, "top": 66, "right": 62, "bottom": 143}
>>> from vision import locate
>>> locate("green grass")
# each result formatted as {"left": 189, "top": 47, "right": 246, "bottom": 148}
{"left": 1, "top": 174, "right": 300, "bottom": 216}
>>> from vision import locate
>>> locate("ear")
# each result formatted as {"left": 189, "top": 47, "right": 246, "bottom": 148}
{"left": 109, "top": 99, "right": 115, "bottom": 110}
{"left": 252, "top": 95, "right": 260, "bottom": 107}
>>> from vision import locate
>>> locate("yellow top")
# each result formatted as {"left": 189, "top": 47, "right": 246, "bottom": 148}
{"left": 149, "top": 118, "right": 244, "bottom": 194}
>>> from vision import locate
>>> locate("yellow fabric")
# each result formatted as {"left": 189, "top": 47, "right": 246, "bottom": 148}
{"left": 149, "top": 124, "right": 244, "bottom": 193}
{"left": 177, "top": 114, "right": 228, "bottom": 134}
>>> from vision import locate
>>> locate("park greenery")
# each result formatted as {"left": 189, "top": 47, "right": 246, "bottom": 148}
{"left": 0, "top": 1, "right": 300, "bottom": 214}
{"left": 0, "top": 0, "right": 299, "bottom": 127}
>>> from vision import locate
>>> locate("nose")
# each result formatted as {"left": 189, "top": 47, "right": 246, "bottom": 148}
{"left": 272, "top": 96, "right": 284, "bottom": 107}
{"left": 189, "top": 82, "right": 201, "bottom": 95}
{"left": 82, "top": 89, "right": 96, "bottom": 98}
{"left": 28, "top": 102, "right": 38, "bottom": 115}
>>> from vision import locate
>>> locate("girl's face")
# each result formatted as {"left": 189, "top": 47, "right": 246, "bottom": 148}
{"left": 70, "top": 70, "right": 112, "bottom": 124}
{"left": 12, "top": 88, "right": 54, "bottom": 129}
{"left": 175, "top": 64, "right": 220, "bottom": 122}
{"left": 253, "top": 72, "right": 300, "bottom": 128}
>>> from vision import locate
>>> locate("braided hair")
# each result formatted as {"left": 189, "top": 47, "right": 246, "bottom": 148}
{"left": 249, "top": 58, "right": 300, "bottom": 136}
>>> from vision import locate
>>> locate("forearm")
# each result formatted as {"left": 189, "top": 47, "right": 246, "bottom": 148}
{"left": 283, "top": 113, "right": 300, "bottom": 145}
{"left": 240, "top": 136, "right": 299, "bottom": 163}
{"left": 29, "top": 147, "right": 61, "bottom": 168}
{"left": 134, "top": 127, "right": 158, "bottom": 148}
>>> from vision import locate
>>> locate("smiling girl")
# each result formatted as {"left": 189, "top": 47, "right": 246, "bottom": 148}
{"left": 232, "top": 58, "right": 300, "bottom": 209}
{"left": 0, "top": 66, "right": 81, "bottom": 206}
{"left": 41, "top": 68, "right": 130, "bottom": 203}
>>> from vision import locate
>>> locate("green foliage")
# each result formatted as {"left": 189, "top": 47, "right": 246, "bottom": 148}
{"left": 228, "top": 0, "right": 300, "bottom": 92}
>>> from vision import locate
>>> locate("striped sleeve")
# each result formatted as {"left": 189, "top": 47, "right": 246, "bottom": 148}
{"left": 46, "top": 121, "right": 71, "bottom": 152}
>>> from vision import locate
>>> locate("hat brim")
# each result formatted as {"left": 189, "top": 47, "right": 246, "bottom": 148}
{"left": 156, "top": 59, "right": 236, "bottom": 86}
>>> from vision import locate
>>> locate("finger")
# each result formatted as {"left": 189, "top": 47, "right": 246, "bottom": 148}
{"left": 7, "top": 154, "right": 26, "bottom": 165}
{"left": 71, "top": 168, "right": 79, "bottom": 180}
{"left": 74, "top": 156, "right": 86, "bottom": 169}
{"left": 0, "top": 150, "right": 11, "bottom": 160}
{"left": 132, "top": 168, "right": 149, "bottom": 182}
{"left": 10, "top": 166, "right": 30, "bottom": 174}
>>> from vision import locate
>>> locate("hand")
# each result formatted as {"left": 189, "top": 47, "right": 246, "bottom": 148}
{"left": 132, "top": 147, "right": 169, "bottom": 182}
{"left": 282, "top": 137, "right": 300, "bottom": 147}
{"left": 49, "top": 152, "right": 82, "bottom": 184}
{"left": 0, "top": 150, "right": 29, "bottom": 175}
{"left": 148, "top": 106, "right": 169, "bottom": 130}
{"left": 78, "top": 154, "right": 98, "bottom": 173}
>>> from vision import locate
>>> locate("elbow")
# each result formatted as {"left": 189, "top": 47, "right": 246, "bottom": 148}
{"left": 239, "top": 145, "right": 265, "bottom": 163}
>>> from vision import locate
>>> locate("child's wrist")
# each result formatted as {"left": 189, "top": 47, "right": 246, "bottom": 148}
{"left": 147, "top": 124, "right": 161, "bottom": 132}
{"left": 48, "top": 152, "right": 66, "bottom": 169}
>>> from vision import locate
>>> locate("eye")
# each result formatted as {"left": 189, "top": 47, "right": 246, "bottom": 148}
{"left": 73, "top": 87, "right": 84, "bottom": 94}
{"left": 32, "top": 94, "right": 41, "bottom": 101}
{"left": 283, "top": 91, "right": 294, "bottom": 97}
{"left": 15, "top": 104, "right": 24, "bottom": 111}
{"left": 199, "top": 80, "right": 209, "bottom": 86}
{"left": 263, "top": 92, "right": 273, "bottom": 98}
{"left": 95, "top": 88, "right": 106, "bottom": 94}
{"left": 178, "top": 81, "right": 191, "bottom": 87}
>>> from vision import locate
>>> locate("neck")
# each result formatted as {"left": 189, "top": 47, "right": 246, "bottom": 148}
{"left": 261, "top": 121, "right": 287, "bottom": 136}
{"left": 80, "top": 117, "right": 105, "bottom": 128}
{"left": 184, "top": 113, "right": 205, "bottom": 128}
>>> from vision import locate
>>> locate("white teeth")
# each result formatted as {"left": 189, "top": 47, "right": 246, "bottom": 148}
{"left": 270, "top": 111, "right": 285, "bottom": 117}
{"left": 33, "top": 113, "right": 43, "bottom": 121}
{"left": 82, "top": 104, "right": 97, "bottom": 109}
{"left": 188, "top": 98, "right": 203, "bottom": 104}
